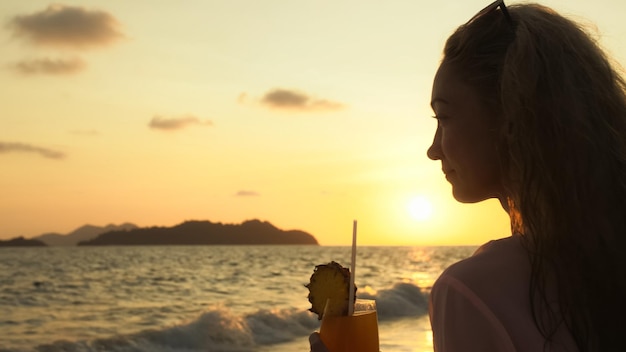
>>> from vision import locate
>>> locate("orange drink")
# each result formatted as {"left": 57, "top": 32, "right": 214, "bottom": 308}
{"left": 319, "top": 299, "right": 379, "bottom": 352}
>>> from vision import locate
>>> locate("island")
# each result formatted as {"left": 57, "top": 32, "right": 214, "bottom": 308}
{"left": 0, "top": 236, "right": 47, "bottom": 247}
{"left": 34, "top": 223, "right": 137, "bottom": 246}
{"left": 78, "top": 219, "right": 318, "bottom": 246}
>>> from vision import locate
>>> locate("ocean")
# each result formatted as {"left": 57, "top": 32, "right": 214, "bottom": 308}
{"left": 0, "top": 245, "right": 476, "bottom": 352}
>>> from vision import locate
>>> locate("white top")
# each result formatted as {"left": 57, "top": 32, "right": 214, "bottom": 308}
{"left": 429, "top": 235, "right": 578, "bottom": 352}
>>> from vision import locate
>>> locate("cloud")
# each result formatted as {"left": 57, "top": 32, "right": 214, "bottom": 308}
{"left": 0, "top": 142, "right": 65, "bottom": 159}
{"left": 237, "top": 92, "right": 247, "bottom": 104}
{"left": 235, "top": 190, "right": 260, "bottom": 197}
{"left": 260, "top": 88, "right": 344, "bottom": 111}
{"left": 11, "top": 57, "right": 85, "bottom": 75}
{"left": 149, "top": 115, "right": 213, "bottom": 131}
{"left": 9, "top": 4, "right": 123, "bottom": 49}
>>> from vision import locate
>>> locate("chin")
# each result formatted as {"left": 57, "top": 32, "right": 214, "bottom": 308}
{"left": 451, "top": 189, "right": 491, "bottom": 204}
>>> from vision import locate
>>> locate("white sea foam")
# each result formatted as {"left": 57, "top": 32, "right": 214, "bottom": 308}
{"left": 11, "top": 282, "right": 427, "bottom": 352}
{"left": 360, "top": 282, "right": 429, "bottom": 319}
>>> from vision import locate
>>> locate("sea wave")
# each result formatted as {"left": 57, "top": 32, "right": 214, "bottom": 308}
{"left": 6, "top": 282, "right": 429, "bottom": 352}
{"left": 360, "top": 282, "right": 429, "bottom": 320}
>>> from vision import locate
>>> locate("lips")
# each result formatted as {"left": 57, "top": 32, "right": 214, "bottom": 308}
{"left": 444, "top": 169, "right": 455, "bottom": 181}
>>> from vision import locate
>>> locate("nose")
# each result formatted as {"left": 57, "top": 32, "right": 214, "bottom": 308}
{"left": 427, "top": 127, "right": 442, "bottom": 160}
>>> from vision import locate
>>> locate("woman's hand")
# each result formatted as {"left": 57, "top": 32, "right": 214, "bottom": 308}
{"left": 309, "top": 332, "right": 329, "bottom": 352}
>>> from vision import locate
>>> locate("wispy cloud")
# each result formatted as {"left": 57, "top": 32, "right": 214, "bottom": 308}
{"left": 0, "top": 142, "right": 65, "bottom": 159}
{"left": 11, "top": 57, "right": 85, "bottom": 75}
{"left": 149, "top": 115, "right": 213, "bottom": 131}
{"left": 235, "top": 190, "right": 260, "bottom": 197}
{"left": 9, "top": 4, "right": 123, "bottom": 49}
{"left": 260, "top": 88, "right": 344, "bottom": 111}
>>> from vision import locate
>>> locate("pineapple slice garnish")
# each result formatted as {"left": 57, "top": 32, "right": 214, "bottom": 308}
{"left": 305, "top": 261, "right": 357, "bottom": 320}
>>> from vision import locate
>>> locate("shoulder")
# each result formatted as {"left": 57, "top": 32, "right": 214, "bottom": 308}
{"left": 433, "top": 235, "right": 530, "bottom": 295}
{"left": 430, "top": 235, "right": 580, "bottom": 351}
{"left": 429, "top": 235, "right": 547, "bottom": 351}
{"left": 431, "top": 235, "right": 529, "bottom": 311}
{"left": 428, "top": 237, "right": 526, "bottom": 351}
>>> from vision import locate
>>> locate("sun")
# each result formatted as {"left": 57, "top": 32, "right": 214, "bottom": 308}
{"left": 407, "top": 196, "right": 434, "bottom": 221}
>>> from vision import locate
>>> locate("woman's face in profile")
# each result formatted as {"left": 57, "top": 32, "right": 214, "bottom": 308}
{"left": 427, "top": 62, "right": 505, "bottom": 203}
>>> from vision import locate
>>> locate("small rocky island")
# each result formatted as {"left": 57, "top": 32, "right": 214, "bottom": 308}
{"left": 0, "top": 237, "right": 47, "bottom": 247}
{"left": 78, "top": 219, "right": 318, "bottom": 246}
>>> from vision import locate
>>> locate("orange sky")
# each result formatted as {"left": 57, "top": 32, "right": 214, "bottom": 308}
{"left": 1, "top": 0, "right": 624, "bottom": 245}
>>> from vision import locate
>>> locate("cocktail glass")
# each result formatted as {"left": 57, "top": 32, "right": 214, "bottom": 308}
{"left": 319, "top": 298, "right": 379, "bottom": 352}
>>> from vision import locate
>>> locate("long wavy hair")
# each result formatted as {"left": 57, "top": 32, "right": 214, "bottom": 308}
{"left": 441, "top": 3, "right": 626, "bottom": 351}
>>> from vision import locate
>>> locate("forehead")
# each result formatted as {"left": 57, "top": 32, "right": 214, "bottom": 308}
{"left": 431, "top": 63, "right": 476, "bottom": 108}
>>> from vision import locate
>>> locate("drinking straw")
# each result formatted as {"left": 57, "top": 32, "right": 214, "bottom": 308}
{"left": 348, "top": 220, "right": 357, "bottom": 316}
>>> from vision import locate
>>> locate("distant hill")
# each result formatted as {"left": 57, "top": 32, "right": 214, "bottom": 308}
{"left": 34, "top": 223, "right": 138, "bottom": 246}
{"left": 0, "top": 236, "right": 47, "bottom": 247}
{"left": 78, "top": 219, "right": 318, "bottom": 246}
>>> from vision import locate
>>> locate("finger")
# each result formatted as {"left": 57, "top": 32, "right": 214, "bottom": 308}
{"left": 309, "top": 332, "right": 328, "bottom": 352}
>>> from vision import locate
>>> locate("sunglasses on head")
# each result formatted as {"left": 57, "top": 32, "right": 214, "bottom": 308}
{"left": 467, "top": 0, "right": 513, "bottom": 25}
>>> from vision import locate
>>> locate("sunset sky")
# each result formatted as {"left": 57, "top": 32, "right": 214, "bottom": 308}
{"left": 2, "top": 0, "right": 625, "bottom": 245}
